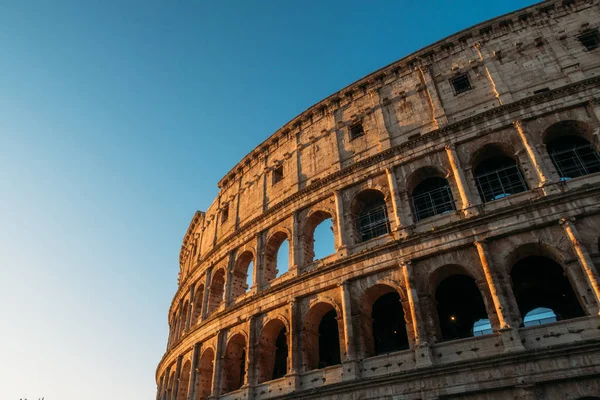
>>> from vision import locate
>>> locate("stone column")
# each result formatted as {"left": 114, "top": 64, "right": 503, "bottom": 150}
{"left": 367, "top": 88, "right": 392, "bottom": 151}
{"left": 256, "top": 232, "right": 266, "bottom": 289}
{"left": 171, "top": 355, "right": 183, "bottom": 400}
{"left": 187, "top": 343, "right": 201, "bottom": 400}
{"left": 287, "top": 298, "right": 301, "bottom": 390}
{"left": 162, "top": 365, "right": 172, "bottom": 400}
{"left": 175, "top": 298, "right": 184, "bottom": 341}
{"left": 340, "top": 281, "right": 360, "bottom": 380}
{"left": 513, "top": 120, "right": 557, "bottom": 193}
{"left": 328, "top": 110, "right": 343, "bottom": 173}
{"left": 290, "top": 212, "right": 302, "bottom": 276}
{"left": 385, "top": 167, "right": 411, "bottom": 238}
{"left": 418, "top": 65, "right": 448, "bottom": 129}
{"left": 401, "top": 261, "right": 433, "bottom": 367}
{"left": 186, "top": 284, "right": 195, "bottom": 331}
{"left": 245, "top": 316, "right": 258, "bottom": 399}
{"left": 201, "top": 267, "right": 213, "bottom": 320}
{"left": 589, "top": 99, "right": 600, "bottom": 149}
{"left": 157, "top": 374, "right": 164, "bottom": 400}
{"left": 334, "top": 190, "right": 349, "bottom": 253}
{"left": 474, "top": 241, "right": 525, "bottom": 352}
{"left": 445, "top": 144, "right": 478, "bottom": 216}
{"left": 210, "top": 330, "right": 226, "bottom": 398}
{"left": 560, "top": 218, "right": 600, "bottom": 314}
{"left": 224, "top": 252, "right": 236, "bottom": 305}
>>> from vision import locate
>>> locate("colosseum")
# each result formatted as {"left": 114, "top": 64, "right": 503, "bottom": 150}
{"left": 156, "top": 1, "right": 600, "bottom": 399}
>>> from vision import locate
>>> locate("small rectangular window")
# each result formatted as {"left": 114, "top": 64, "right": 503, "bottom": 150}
{"left": 272, "top": 165, "right": 283, "bottom": 185}
{"left": 578, "top": 29, "right": 600, "bottom": 51}
{"left": 221, "top": 205, "right": 229, "bottom": 223}
{"left": 350, "top": 123, "right": 364, "bottom": 140}
{"left": 451, "top": 73, "right": 471, "bottom": 95}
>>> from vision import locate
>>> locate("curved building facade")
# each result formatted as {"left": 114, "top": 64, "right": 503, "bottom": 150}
{"left": 157, "top": 1, "right": 600, "bottom": 399}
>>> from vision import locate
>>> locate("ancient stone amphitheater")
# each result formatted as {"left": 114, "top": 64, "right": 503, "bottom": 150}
{"left": 156, "top": 1, "right": 600, "bottom": 399}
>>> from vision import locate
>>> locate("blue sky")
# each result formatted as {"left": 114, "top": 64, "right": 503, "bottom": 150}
{"left": 0, "top": 0, "right": 538, "bottom": 398}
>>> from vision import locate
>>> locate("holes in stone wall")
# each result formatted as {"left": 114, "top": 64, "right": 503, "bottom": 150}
{"left": 511, "top": 256, "right": 584, "bottom": 325}
{"left": 272, "top": 165, "right": 284, "bottom": 185}
{"left": 196, "top": 348, "right": 214, "bottom": 399}
{"left": 450, "top": 73, "right": 472, "bottom": 95}
{"left": 350, "top": 122, "right": 365, "bottom": 140}
{"left": 578, "top": 29, "right": 600, "bottom": 51}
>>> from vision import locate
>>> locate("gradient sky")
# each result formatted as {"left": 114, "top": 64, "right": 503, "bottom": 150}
{"left": 0, "top": 1, "right": 539, "bottom": 399}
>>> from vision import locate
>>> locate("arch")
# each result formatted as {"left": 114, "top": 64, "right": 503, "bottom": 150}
{"left": 191, "top": 283, "right": 205, "bottom": 325}
{"left": 303, "top": 210, "right": 335, "bottom": 264}
{"left": 544, "top": 120, "right": 600, "bottom": 180}
{"left": 511, "top": 253, "right": 584, "bottom": 326}
{"left": 166, "top": 370, "right": 176, "bottom": 399}
{"left": 257, "top": 318, "right": 289, "bottom": 383}
{"left": 471, "top": 144, "right": 528, "bottom": 203}
{"left": 264, "top": 231, "right": 290, "bottom": 283}
{"left": 231, "top": 251, "right": 255, "bottom": 301}
{"left": 409, "top": 167, "right": 456, "bottom": 222}
{"left": 176, "top": 360, "right": 192, "bottom": 400}
{"left": 432, "top": 267, "right": 489, "bottom": 341}
{"left": 303, "top": 301, "right": 342, "bottom": 370}
{"left": 179, "top": 301, "right": 190, "bottom": 338}
{"left": 350, "top": 189, "right": 390, "bottom": 242}
{"left": 222, "top": 333, "right": 247, "bottom": 393}
{"left": 207, "top": 268, "right": 226, "bottom": 316}
{"left": 196, "top": 347, "right": 215, "bottom": 400}
{"left": 359, "top": 283, "right": 409, "bottom": 357}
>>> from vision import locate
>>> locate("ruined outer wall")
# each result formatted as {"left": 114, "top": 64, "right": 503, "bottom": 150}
{"left": 158, "top": 1, "right": 600, "bottom": 399}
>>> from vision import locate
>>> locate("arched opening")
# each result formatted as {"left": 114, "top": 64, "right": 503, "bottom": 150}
{"left": 410, "top": 169, "right": 455, "bottom": 221}
{"left": 196, "top": 348, "right": 214, "bottom": 400}
{"left": 303, "top": 210, "right": 335, "bottom": 263}
{"left": 191, "top": 283, "right": 204, "bottom": 325}
{"left": 179, "top": 301, "right": 189, "bottom": 337}
{"left": 264, "top": 231, "right": 289, "bottom": 283}
{"left": 207, "top": 269, "right": 225, "bottom": 316}
{"left": 231, "top": 251, "right": 254, "bottom": 301}
{"left": 511, "top": 256, "right": 584, "bottom": 325}
{"left": 545, "top": 121, "right": 600, "bottom": 180}
{"left": 166, "top": 371, "right": 175, "bottom": 400}
{"left": 222, "top": 333, "right": 247, "bottom": 393}
{"left": 176, "top": 360, "right": 192, "bottom": 400}
{"left": 435, "top": 274, "right": 489, "bottom": 341}
{"left": 257, "top": 319, "right": 288, "bottom": 383}
{"left": 351, "top": 189, "right": 390, "bottom": 242}
{"left": 473, "top": 145, "right": 528, "bottom": 203}
{"left": 360, "top": 284, "right": 409, "bottom": 357}
{"left": 303, "top": 303, "right": 342, "bottom": 371}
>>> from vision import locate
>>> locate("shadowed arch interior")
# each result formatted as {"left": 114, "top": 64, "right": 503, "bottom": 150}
{"left": 435, "top": 273, "right": 489, "bottom": 341}
{"left": 191, "top": 283, "right": 205, "bottom": 325}
{"left": 196, "top": 348, "right": 214, "bottom": 400}
{"left": 409, "top": 168, "right": 455, "bottom": 222}
{"left": 176, "top": 360, "right": 192, "bottom": 400}
{"left": 511, "top": 255, "right": 584, "bottom": 325}
{"left": 222, "top": 333, "right": 247, "bottom": 393}
{"left": 207, "top": 269, "right": 226, "bottom": 316}
{"left": 351, "top": 189, "right": 390, "bottom": 242}
{"left": 257, "top": 319, "right": 288, "bottom": 383}
{"left": 303, "top": 302, "right": 341, "bottom": 370}
{"left": 360, "top": 284, "right": 409, "bottom": 357}
{"left": 472, "top": 145, "right": 528, "bottom": 203}
{"left": 544, "top": 121, "right": 600, "bottom": 179}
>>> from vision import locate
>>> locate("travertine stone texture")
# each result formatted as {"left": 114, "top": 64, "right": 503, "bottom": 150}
{"left": 158, "top": 1, "right": 600, "bottom": 399}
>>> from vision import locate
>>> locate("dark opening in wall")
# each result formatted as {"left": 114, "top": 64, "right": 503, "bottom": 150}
{"left": 511, "top": 256, "right": 584, "bottom": 325}
{"left": 350, "top": 123, "right": 365, "bottom": 140}
{"left": 411, "top": 177, "right": 455, "bottom": 221}
{"left": 272, "top": 165, "right": 284, "bottom": 185}
{"left": 473, "top": 150, "right": 528, "bottom": 203}
{"left": 578, "top": 29, "right": 600, "bottom": 51}
{"left": 318, "top": 310, "right": 341, "bottom": 368}
{"left": 372, "top": 292, "right": 409, "bottom": 354}
{"left": 435, "top": 275, "right": 489, "bottom": 341}
{"left": 221, "top": 205, "right": 229, "bottom": 223}
{"left": 547, "top": 135, "right": 600, "bottom": 179}
{"left": 222, "top": 334, "right": 247, "bottom": 393}
{"left": 450, "top": 73, "right": 471, "bottom": 95}
{"left": 272, "top": 328, "right": 288, "bottom": 380}
{"left": 352, "top": 190, "right": 390, "bottom": 242}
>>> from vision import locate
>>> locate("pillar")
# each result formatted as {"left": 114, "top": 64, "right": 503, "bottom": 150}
{"left": 334, "top": 190, "right": 349, "bottom": 251}
{"left": 201, "top": 267, "right": 213, "bottom": 320}
{"left": 340, "top": 281, "right": 360, "bottom": 380}
{"left": 210, "top": 330, "right": 226, "bottom": 398}
{"left": 445, "top": 144, "right": 478, "bottom": 216}
{"left": 245, "top": 316, "right": 258, "bottom": 398}
{"left": 186, "top": 284, "right": 195, "bottom": 331}
{"left": 385, "top": 167, "right": 411, "bottom": 238}
{"left": 513, "top": 120, "right": 557, "bottom": 193}
{"left": 157, "top": 374, "right": 164, "bottom": 400}
{"left": 401, "top": 261, "right": 433, "bottom": 367}
{"left": 290, "top": 212, "right": 302, "bottom": 275}
{"left": 171, "top": 355, "right": 183, "bottom": 400}
{"left": 474, "top": 241, "right": 510, "bottom": 329}
{"left": 224, "top": 251, "right": 236, "bottom": 305}
{"left": 162, "top": 365, "right": 172, "bottom": 400}
{"left": 560, "top": 218, "right": 600, "bottom": 315}
{"left": 367, "top": 88, "right": 392, "bottom": 151}
{"left": 287, "top": 298, "right": 301, "bottom": 390}
{"left": 187, "top": 343, "right": 201, "bottom": 400}
{"left": 418, "top": 64, "right": 448, "bottom": 129}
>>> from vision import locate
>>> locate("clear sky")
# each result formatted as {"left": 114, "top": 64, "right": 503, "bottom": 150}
{"left": 0, "top": 0, "right": 539, "bottom": 398}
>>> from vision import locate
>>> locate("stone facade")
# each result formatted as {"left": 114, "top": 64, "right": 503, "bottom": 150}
{"left": 156, "top": 1, "right": 600, "bottom": 399}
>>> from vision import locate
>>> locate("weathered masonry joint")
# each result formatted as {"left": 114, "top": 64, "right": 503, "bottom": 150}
{"left": 159, "top": 1, "right": 600, "bottom": 399}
